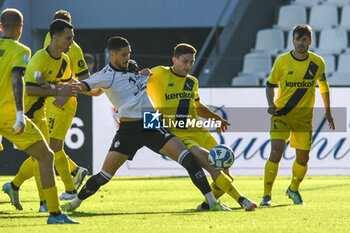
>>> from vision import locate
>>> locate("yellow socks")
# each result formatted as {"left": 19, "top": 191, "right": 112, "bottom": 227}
{"left": 33, "top": 160, "right": 45, "bottom": 201}
{"left": 214, "top": 173, "right": 241, "bottom": 202}
{"left": 68, "top": 158, "right": 77, "bottom": 173}
{"left": 12, "top": 157, "right": 34, "bottom": 188}
{"left": 203, "top": 174, "right": 234, "bottom": 204}
{"left": 290, "top": 160, "right": 308, "bottom": 191}
{"left": 263, "top": 160, "right": 279, "bottom": 196}
{"left": 42, "top": 185, "right": 60, "bottom": 213}
{"left": 54, "top": 150, "right": 75, "bottom": 192}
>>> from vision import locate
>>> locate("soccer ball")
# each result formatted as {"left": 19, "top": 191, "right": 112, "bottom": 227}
{"left": 208, "top": 144, "right": 234, "bottom": 170}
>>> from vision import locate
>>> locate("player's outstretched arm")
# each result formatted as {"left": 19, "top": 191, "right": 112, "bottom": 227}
{"left": 11, "top": 70, "right": 26, "bottom": 135}
{"left": 195, "top": 102, "right": 230, "bottom": 134}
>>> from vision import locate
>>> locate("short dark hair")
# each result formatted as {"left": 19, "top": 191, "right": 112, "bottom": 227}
{"left": 49, "top": 19, "right": 73, "bottom": 37}
{"left": 0, "top": 8, "right": 23, "bottom": 30}
{"left": 53, "top": 10, "right": 71, "bottom": 23}
{"left": 173, "top": 43, "right": 197, "bottom": 58}
{"left": 107, "top": 36, "right": 130, "bottom": 51}
{"left": 293, "top": 24, "right": 312, "bottom": 40}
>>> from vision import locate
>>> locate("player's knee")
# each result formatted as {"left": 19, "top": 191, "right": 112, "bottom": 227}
{"left": 269, "top": 149, "right": 283, "bottom": 163}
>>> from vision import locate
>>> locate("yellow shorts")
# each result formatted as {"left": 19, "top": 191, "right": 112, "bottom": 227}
{"left": 172, "top": 128, "right": 218, "bottom": 151}
{"left": 46, "top": 96, "right": 77, "bottom": 140}
{"left": 31, "top": 107, "right": 49, "bottom": 142}
{"left": 0, "top": 117, "right": 44, "bottom": 151}
{"left": 270, "top": 116, "right": 312, "bottom": 150}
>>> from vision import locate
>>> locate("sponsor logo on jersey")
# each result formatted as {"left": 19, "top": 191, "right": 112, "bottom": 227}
{"left": 165, "top": 92, "right": 194, "bottom": 100}
{"left": 285, "top": 80, "right": 315, "bottom": 88}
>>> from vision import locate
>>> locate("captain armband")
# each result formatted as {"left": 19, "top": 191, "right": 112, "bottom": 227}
{"left": 318, "top": 79, "right": 330, "bottom": 93}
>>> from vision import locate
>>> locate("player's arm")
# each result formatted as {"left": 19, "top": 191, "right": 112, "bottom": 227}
{"left": 26, "top": 76, "right": 80, "bottom": 97}
{"left": 265, "top": 82, "right": 277, "bottom": 116}
{"left": 11, "top": 68, "right": 26, "bottom": 135}
{"left": 318, "top": 74, "right": 335, "bottom": 130}
{"left": 195, "top": 100, "right": 230, "bottom": 134}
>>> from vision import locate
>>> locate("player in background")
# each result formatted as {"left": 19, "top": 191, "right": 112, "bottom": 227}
{"left": 5, "top": 11, "right": 90, "bottom": 211}
{"left": 147, "top": 43, "right": 257, "bottom": 211}
{"left": 84, "top": 53, "right": 95, "bottom": 74}
{"left": 260, "top": 25, "right": 335, "bottom": 206}
{"left": 2, "top": 19, "right": 80, "bottom": 212}
{"left": 0, "top": 8, "right": 79, "bottom": 224}
{"left": 61, "top": 36, "right": 230, "bottom": 212}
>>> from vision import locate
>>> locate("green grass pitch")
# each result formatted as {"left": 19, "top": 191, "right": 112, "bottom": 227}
{"left": 0, "top": 175, "right": 349, "bottom": 233}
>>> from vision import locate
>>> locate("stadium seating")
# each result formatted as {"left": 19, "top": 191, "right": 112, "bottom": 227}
{"left": 252, "top": 28, "right": 284, "bottom": 55}
{"left": 241, "top": 52, "right": 272, "bottom": 78}
{"left": 315, "top": 28, "right": 348, "bottom": 54}
{"left": 309, "top": 4, "right": 338, "bottom": 31}
{"left": 232, "top": 1, "right": 350, "bottom": 86}
{"left": 327, "top": 72, "right": 350, "bottom": 85}
{"left": 326, "top": 0, "right": 350, "bottom": 7}
{"left": 336, "top": 53, "right": 350, "bottom": 73}
{"left": 318, "top": 53, "right": 336, "bottom": 75}
{"left": 231, "top": 73, "right": 260, "bottom": 86}
{"left": 276, "top": 4, "right": 307, "bottom": 31}
{"left": 285, "top": 30, "right": 317, "bottom": 52}
{"left": 292, "top": 0, "right": 324, "bottom": 8}
{"left": 340, "top": 5, "right": 350, "bottom": 30}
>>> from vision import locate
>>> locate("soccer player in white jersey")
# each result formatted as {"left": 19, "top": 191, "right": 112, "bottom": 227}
{"left": 61, "top": 36, "right": 230, "bottom": 212}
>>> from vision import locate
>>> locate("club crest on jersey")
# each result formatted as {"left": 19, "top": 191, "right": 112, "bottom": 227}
{"left": 143, "top": 110, "right": 161, "bottom": 129}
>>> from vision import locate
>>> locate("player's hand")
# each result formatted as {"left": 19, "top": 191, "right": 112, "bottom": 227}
{"left": 128, "top": 59, "right": 140, "bottom": 73}
{"left": 267, "top": 103, "right": 278, "bottom": 115}
{"left": 140, "top": 68, "right": 152, "bottom": 77}
{"left": 12, "top": 111, "right": 26, "bottom": 135}
{"left": 57, "top": 84, "right": 81, "bottom": 96}
{"left": 53, "top": 96, "right": 70, "bottom": 108}
{"left": 216, "top": 118, "right": 230, "bottom": 135}
{"left": 36, "top": 76, "right": 50, "bottom": 89}
{"left": 325, "top": 111, "right": 335, "bottom": 130}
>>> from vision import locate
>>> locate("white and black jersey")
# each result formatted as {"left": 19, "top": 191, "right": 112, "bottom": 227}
{"left": 83, "top": 64, "right": 155, "bottom": 120}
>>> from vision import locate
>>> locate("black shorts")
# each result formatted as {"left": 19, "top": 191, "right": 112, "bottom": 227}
{"left": 109, "top": 120, "right": 175, "bottom": 160}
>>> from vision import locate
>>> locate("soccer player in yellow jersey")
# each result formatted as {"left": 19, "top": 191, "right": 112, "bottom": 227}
{"left": 43, "top": 10, "right": 90, "bottom": 197}
{"left": 0, "top": 8, "right": 79, "bottom": 224}
{"left": 260, "top": 25, "right": 335, "bottom": 206}
{"left": 3, "top": 19, "right": 80, "bottom": 212}
{"left": 147, "top": 43, "right": 257, "bottom": 211}
{"left": 9, "top": 11, "right": 90, "bottom": 209}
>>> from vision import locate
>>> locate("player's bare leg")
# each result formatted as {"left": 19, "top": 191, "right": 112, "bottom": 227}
{"left": 25, "top": 140, "right": 80, "bottom": 224}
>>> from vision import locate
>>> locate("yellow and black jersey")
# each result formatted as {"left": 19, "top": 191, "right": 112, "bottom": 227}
{"left": 44, "top": 32, "right": 88, "bottom": 78}
{"left": 267, "top": 51, "right": 326, "bottom": 120}
{"left": 24, "top": 48, "right": 71, "bottom": 118}
{"left": 0, "top": 37, "right": 31, "bottom": 122}
{"left": 147, "top": 66, "right": 200, "bottom": 129}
